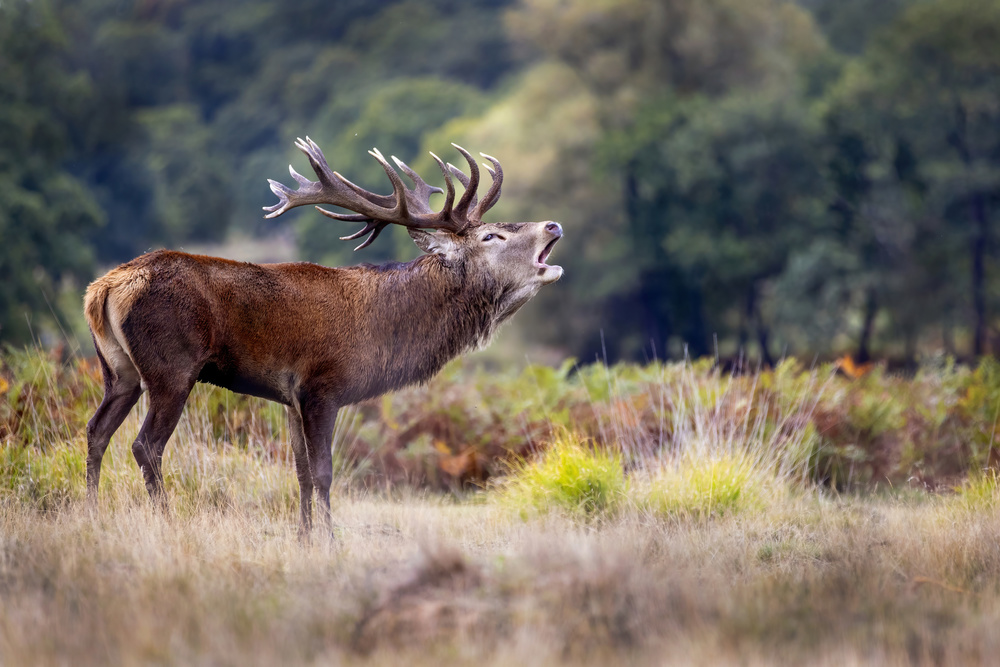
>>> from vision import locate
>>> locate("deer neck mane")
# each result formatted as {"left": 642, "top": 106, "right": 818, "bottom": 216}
{"left": 341, "top": 254, "right": 523, "bottom": 399}
{"left": 363, "top": 253, "right": 512, "bottom": 349}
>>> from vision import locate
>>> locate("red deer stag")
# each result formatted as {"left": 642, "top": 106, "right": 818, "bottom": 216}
{"left": 84, "top": 138, "right": 563, "bottom": 536}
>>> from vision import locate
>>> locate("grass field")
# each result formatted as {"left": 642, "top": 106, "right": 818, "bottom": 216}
{"left": 2, "top": 348, "right": 1000, "bottom": 664}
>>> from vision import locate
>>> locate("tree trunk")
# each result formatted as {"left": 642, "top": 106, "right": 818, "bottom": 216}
{"left": 747, "top": 284, "right": 774, "bottom": 367}
{"left": 943, "top": 321, "right": 956, "bottom": 356}
{"left": 972, "top": 193, "right": 988, "bottom": 356}
{"left": 949, "top": 100, "right": 990, "bottom": 357}
{"left": 857, "top": 288, "right": 877, "bottom": 363}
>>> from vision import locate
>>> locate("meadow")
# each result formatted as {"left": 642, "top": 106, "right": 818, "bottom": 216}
{"left": 2, "top": 347, "right": 1000, "bottom": 665}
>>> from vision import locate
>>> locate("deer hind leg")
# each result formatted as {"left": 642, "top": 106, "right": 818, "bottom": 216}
{"left": 86, "top": 340, "right": 143, "bottom": 504}
{"left": 300, "top": 397, "right": 339, "bottom": 540}
{"left": 131, "top": 380, "right": 195, "bottom": 508}
{"left": 286, "top": 404, "right": 314, "bottom": 539}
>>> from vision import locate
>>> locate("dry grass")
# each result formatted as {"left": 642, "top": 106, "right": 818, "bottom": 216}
{"left": 4, "top": 349, "right": 1000, "bottom": 664}
{"left": 3, "top": 477, "right": 1000, "bottom": 665}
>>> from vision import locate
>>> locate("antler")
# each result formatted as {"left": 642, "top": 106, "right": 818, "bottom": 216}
{"left": 263, "top": 137, "right": 503, "bottom": 250}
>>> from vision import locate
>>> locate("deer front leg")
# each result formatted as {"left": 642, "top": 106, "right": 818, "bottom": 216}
{"left": 286, "top": 404, "right": 313, "bottom": 540}
{"left": 300, "top": 396, "right": 339, "bottom": 541}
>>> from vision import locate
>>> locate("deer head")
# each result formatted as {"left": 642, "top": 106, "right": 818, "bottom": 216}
{"left": 263, "top": 138, "right": 564, "bottom": 301}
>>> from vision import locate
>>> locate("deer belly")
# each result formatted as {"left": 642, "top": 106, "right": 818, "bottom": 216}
{"left": 197, "top": 361, "right": 291, "bottom": 404}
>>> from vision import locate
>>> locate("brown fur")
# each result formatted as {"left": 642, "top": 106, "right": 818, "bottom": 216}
{"left": 84, "top": 221, "right": 563, "bottom": 537}
{"left": 84, "top": 265, "right": 150, "bottom": 340}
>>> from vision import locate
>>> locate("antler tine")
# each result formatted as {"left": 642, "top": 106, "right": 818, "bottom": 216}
{"left": 446, "top": 163, "right": 470, "bottom": 189}
{"left": 317, "top": 207, "right": 389, "bottom": 251}
{"left": 315, "top": 207, "right": 370, "bottom": 222}
{"left": 328, "top": 170, "right": 396, "bottom": 208}
{"left": 263, "top": 176, "right": 293, "bottom": 218}
{"left": 429, "top": 151, "right": 456, "bottom": 219}
{"left": 446, "top": 164, "right": 477, "bottom": 218}
{"left": 450, "top": 144, "right": 481, "bottom": 221}
{"left": 366, "top": 147, "right": 409, "bottom": 221}
{"left": 299, "top": 137, "right": 396, "bottom": 211}
{"left": 392, "top": 156, "right": 444, "bottom": 198}
{"left": 471, "top": 152, "right": 503, "bottom": 222}
{"left": 337, "top": 219, "right": 390, "bottom": 251}
{"left": 481, "top": 164, "right": 501, "bottom": 213}
{"left": 298, "top": 137, "right": 333, "bottom": 183}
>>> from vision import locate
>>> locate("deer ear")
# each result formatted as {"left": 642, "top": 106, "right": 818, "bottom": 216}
{"left": 408, "top": 229, "right": 460, "bottom": 260}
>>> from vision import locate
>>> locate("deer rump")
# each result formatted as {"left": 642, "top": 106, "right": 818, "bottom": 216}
{"left": 83, "top": 139, "right": 563, "bottom": 537}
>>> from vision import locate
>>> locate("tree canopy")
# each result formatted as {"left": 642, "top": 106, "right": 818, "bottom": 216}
{"left": 2, "top": 0, "right": 999, "bottom": 364}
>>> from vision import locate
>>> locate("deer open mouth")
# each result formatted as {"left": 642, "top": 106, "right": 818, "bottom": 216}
{"left": 536, "top": 237, "right": 560, "bottom": 269}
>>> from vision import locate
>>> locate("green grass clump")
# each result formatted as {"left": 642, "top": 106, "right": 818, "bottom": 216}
{"left": 955, "top": 469, "right": 1000, "bottom": 511}
{"left": 640, "top": 452, "right": 774, "bottom": 520}
{"left": 0, "top": 438, "right": 85, "bottom": 510}
{"left": 499, "top": 433, "right": 626, "bottom": 518}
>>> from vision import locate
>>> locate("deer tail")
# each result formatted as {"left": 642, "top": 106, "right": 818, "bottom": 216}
{"left": 84, "top": 266, "right": 150, "bottom": 338}
{"left": 84, "top": 275, "right": 113, "bottom": 337}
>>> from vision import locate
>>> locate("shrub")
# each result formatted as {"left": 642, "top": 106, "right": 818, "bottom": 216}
{"left": 5, "top": 345, "right": 1000, "bottom": 499}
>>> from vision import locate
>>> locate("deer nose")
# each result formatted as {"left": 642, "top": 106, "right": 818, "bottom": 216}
{"left": 545, "top": 222, "right": 562, "bottom": 236}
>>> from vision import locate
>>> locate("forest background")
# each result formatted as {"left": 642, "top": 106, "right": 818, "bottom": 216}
{"left": 3, "top": 0, "right": 999, "bottom": 367}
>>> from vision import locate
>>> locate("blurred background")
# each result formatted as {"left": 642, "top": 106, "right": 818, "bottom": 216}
{"left": 1, "top": 0, "right": 998, "bottom": 366}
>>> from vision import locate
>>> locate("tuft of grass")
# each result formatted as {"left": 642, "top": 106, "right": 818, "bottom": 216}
{"left": 0, "top": 437, "right": 85, "bottom": 510}
{"left": 639, "top": 452, "right": 777, "bottom": 520}
{"left": 955, "top": 469, "right": 1000, "bottom": 511}
{"left": 498, "top": 432, "right": 626, "bottom": 518}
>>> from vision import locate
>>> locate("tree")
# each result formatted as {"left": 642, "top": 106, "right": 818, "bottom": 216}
{"left": 485, "top": 0, "right": 828, "bottom": 360}
{"left": 0, "top": 0, "right": 103, "bottom": 344}
{"left": 604, "top": 92, "right": 830, "bottom": 361}
{"left": 826, "top": 0, "right": 1000, "bottom": 357}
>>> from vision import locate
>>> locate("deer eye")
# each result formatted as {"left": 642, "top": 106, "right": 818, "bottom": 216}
{"left": 482, "top": 234, "right": 495, "bottom": 242}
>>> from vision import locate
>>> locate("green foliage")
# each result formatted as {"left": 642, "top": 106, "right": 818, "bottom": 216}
{"left": 800, "top": 0, "right": 920, "bottom": 54}
{"left": 135, "top": 105, "right": 233, "bottom": 244}
{"left": 346, "top": 359, "right": 580, "bottom": 490}
{"left": 846, "top": 375, "right": 906, "bottom": 440}
{"left": 0, "top": 438, "right": 85, "bottom": 510}
{"left": 490, "top": 0, "right": 830, "bottom": 360}
{"left": 0, "top": 0, "right": 103, "bottom": 344}
{"left": 498, "top": 433, "right": 626, "bottom": 518}
{"left": 820, "top": 0, "right": 1000, "bottom": 358}
{"left": 955, "top": 469, "right": 1000, "bottom": 511}
{"left": 6, "top": 346, "right": 1000, "bottom": 506}
{"left": 3, "top": 0, "right": 999, "bottom": 364}
{"left": 183, "top": 383, "right": 287, "bottom": 452}
{"left": 0, "top": 347, "right": 102, "bottom": 448}
{"left": 603, "top": 90, "right": 830, "bottom": 359}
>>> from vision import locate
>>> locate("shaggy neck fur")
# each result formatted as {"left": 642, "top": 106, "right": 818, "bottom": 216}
{"left": 340, "top": 254, "right": 534, "bottom": 402}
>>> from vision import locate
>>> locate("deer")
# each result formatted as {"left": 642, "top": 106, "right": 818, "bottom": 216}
{"left": 83, "top": 137, "right": 563, "bottom": 537}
